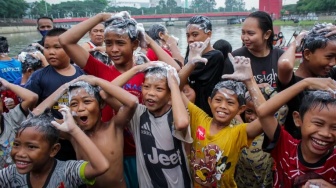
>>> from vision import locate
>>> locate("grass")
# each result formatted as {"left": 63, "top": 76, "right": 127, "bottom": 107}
{"left": 273, "top": 19, "right": 335, "bottom": 26}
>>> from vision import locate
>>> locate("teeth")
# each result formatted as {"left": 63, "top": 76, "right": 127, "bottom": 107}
{"left": 17, "top": 161, "right": 28, "bottom": 165}
{"left": 217, "top": 112, "right": 224, "bottom": 115}
{"left": 312, "top": 138, "right": 328, "bottom": 146}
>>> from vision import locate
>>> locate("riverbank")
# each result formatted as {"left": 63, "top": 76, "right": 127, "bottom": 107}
{"left": 0, "top": 26, "right": 36, "bottom": 34}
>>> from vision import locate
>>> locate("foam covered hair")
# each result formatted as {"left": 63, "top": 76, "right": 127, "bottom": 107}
{"left": 104, "top": 11, "right": 146, "bottom": 48}
{"left": 68, "top": 81, "right": 103, "bottom": 105}
{"left": 144, "top": 61, "right": 180, "bottom": 85}
{"left": 147, "top": 24, "right": 167, "bottom": 44}
{"left": 300, "top": 23, "right": 336, "bottom": 52}
{"left": 211, "top": 80, "right": 246, "bottom": 106}
{"left": 18, "top": 46, "right": 43, "bottom": 73}
{"left": 186, "top": 15, "right": 212, "bottom": 33}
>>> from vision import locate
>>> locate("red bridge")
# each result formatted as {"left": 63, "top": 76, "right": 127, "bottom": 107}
{"left": 53, "top": 12, "right": 251, "bottom": 24}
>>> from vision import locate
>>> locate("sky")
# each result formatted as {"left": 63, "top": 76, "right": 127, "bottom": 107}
{"left": 26, "top": 0, "right": 299, "bottom": 9}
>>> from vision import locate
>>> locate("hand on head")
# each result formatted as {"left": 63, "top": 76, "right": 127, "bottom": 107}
{"left": 305, "top": 77, "right": 336, "bottom": 97}
{"left": 76, "top": 75, "right": 98, "bottom": 86}
{"left": 188, "top": 37, "right": 210, "bottom": 65}
{"left": 294, "top": 30, "right": 308, "bottom": 51}
{"left": 222, "top": 53, "right": 253, "bottom": 81}
{"left": 167, "top": 68, "right": 180, "bottom": 88}
{"left": 317, "top": 24, "right": 336, "bottom": 37}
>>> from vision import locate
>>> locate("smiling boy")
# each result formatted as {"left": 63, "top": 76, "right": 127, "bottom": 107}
{"left": 256, "top": 77, "right": 336, "bottom": 187}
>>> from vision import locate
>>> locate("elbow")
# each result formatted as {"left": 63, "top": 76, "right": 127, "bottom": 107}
{"left": 97, "top": 158, "right": 109, "bottom": 176}
{"left": 58, "top": 34, "right": 68, "bottom": 46}
{"left": 129, "top": 96, "right": 139, "bottom": 109}
{"left": 28, "top": 93, "right": 39, "bottom": 106}
{"left": 278, "top": 58, "right": 294, "bottom": 72}
{"left": 174, "top": 118, "right": 189, "bottom": 131}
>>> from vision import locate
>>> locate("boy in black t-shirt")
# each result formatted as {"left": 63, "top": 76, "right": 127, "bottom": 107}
{"left": 25, "top": 28, "right": 84, "bottom": 160}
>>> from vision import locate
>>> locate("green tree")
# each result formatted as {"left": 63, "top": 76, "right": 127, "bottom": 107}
{"left": 225, "top": 0, "right": 244, "bottom": 12}
{"left": 190, "top": 0, "right": 216, "bottom": 12}
{"left": 0, "top": 0, "right": 28, "bottom": 18}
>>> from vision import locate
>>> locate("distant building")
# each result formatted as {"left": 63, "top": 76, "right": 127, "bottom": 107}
{"left": 259, "top": 0, "right": 282, "bottom": 19}
{"left": 149, "top": 0, "right": 182, "bottom": 7}
{"left": 110, "top": 0, "right": 150, "bottom": 8}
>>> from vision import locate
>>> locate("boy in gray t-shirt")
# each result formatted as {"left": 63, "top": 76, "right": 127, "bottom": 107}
{"left": 0, "top": 78, "right": 38, "bottom": 169}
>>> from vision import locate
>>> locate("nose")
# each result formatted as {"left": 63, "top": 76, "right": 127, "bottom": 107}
{"left": 15, "top": 148, "right": 27, "bottom": 158}
{"left": 329, "top": 57, "right": 336, "bottom": 67}
{"left": 318, "top": 126, "right": 332, "bottom": 138}
{"left": 111, "top": 44, "right": 119, "bottom": 52}
{"left": 77, "top": 102, "right": 85, "bottom": 112}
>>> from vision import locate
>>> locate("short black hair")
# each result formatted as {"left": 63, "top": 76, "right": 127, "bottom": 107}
{"left": 186, "top": 15, "right": 212, "bottom": 32}
{"left": 213, "top": 39, "right": 232, "bottom": 60}
{"left": 46, "top": 28, "right": 67, "bottom": 37}
{"left": 299, "top": 91, "right": 336, "bottom": 118}
{"left": 210, "top": 80, "right": 246, "bottom": 106}
{"left": 17, "top": 109, "right": 60, "bottom": 146}
{"left": 37, "top": 16, "right": 53, "bottom": 24}
{"left": 0, "top": 36, "right": 9, "bottom": 53}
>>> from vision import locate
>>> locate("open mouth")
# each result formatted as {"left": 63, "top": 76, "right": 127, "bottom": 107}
{"left": 311, "top": 137, "right": 330, "bottom": 151}
{"left": 79, "top": 116, "right": 88, "bottom": 123}
{"left": 15, "top": 161, "right": 30, "bottom": 169}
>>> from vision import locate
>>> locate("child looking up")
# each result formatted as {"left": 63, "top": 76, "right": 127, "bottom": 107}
{"left": 0, "top": 107, "right": 109, "bottom": 187}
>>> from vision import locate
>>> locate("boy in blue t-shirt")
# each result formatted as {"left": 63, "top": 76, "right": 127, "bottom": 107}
{"left": 0, "top": 106, "right": 109, "bottom": 187}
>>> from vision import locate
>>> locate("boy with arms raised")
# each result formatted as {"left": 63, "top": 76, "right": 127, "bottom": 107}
{"left": 256, "top": 77, "right": 336, "bottom": 187}
{"left": 111, "top": 62, "right": 192, "bottom": 187}
{"left": 33, "top": 74, "right": 138, "bottom": 188}
{"left": 0, "top": 106, "right": 109, "bottom": 187}
{"left": 179, "top": 39, "right": 268, "bottom": 187}
{"left": 0, "top": 78, "right": 37, "bottom": 169}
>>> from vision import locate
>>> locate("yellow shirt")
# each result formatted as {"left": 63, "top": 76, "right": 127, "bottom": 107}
{"left": 188, "top": 102, "right": 252, "bottom": 188}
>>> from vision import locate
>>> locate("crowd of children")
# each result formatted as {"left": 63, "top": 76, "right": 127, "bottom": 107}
{"left": 0, "top": 10, "right": 335, "bottom": 188}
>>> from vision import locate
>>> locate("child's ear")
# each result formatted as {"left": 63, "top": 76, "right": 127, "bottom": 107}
{"left": 303, "top": 49, "right": 311, "bottom": 61}
{"left": 237, "top": 105, "right": 246, "bottom": 115}
{"left": 132, "top": 40, "right": 139, "bottom": 51}
{"left": 50, "top": 143, "right": 61, "bottom": 157}
{"left": 27, "top": 68, "right": 34, "bottom": 75}
{"left": 208, "top": 97, "right": 212, "bottom": 106}
{"left": 206, "top": 30, "right": 212, "bottom": 39}
{"left": 293, "top": 111, "right": 302, "bottom": 128}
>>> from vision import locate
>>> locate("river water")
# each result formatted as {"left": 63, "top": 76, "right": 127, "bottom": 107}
{"left": 3, "top": 24, "right": 311, "bottom": 57}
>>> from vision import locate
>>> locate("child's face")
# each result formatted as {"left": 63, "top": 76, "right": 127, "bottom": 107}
{"left": 11, "top": 127, "right": 56, "bottom": 174}
{"left": 186, "top": 24, "right": 211, "bottom": 45}
{"left": 244, "top": 100, "right": 257, "bottom": 123}
{"left": 241, "top": 17, "right": 270, "bottom": 51}
{"left": 44, "top": 36, "right": 70, "bottom": 68}
{"left": 304, "top": 40, "right": 336, "bottom": 77}
{"left": 104, "top": 32, "right": 137, "bottom": 66}
{"left": 69, "top": 88, "right": 100, "bottom": 131}
{"left": 142, "top": 76, "right": 171, "bottom": 117}
{"left": 295, "top": 104, "right": 336, "bottom": 160}
{"left": 208, "top": 88, "right": 242, "bottom": 126}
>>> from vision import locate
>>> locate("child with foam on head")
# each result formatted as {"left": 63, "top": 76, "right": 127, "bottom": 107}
{"left": 256, "top": 77, "right": 336, "bottom": 187}
{"left": 59, "top": 11, "right": 181, "bottom": 188}
{"left": 277, "top": 23, "right": 336, "bottom": 139}
{"left": 0, "top": 78, "right": 38, "bottom": 169}
{"left": 32, "top": 74, "right": 138, "bottom": 188}
{"left": 109, "top": 61, "right": 192, "bottom": 187}
{"left": 0, "top": 107, "right": 109, "bottom": 187}
{"left": 179, "top": 38, "right": 269, "bottom": 187}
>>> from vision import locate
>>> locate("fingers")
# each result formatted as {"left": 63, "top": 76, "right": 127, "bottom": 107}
{"left": 51, "top": 120, "right": 61, "bottom": 128}
{"left": 228, "top": 53, "right": 235, "bottom": 64}
{"left": 201, "top": 38, "right": 211, "bottom": 50}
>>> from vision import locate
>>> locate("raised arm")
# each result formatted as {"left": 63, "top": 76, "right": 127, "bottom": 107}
{"left": 178, "top": 38, "right": 209, "bottom": 89}
{"left": 167, "top": 69, "right": 189, "bottom": 131}
{"left": 278, "top": 31, "right": 307, "bottom": 86}
{"left": 0, "top": 78, "right": 38, "bottom": 112}
{"left": 32, "top": 79, "right": 77, "bottom": 115}
{"left": 59, "top": 13, "right": 112, "bottom": 68}
{"left": 145, "top": 34, "right": 181, "bottom": 71}
{"left": 77, "top": 75, "right": 138, "bottom": 127}
{"left": 256, "top": 77, "right": 336, "bottom": 141}
{"left": 52, "top": 105, "right": 109, "bottom": 179}
{"left": 222, "top": 54, "right": 266, "bottom": 139}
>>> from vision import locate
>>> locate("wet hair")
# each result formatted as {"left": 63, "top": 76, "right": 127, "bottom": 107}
{"left": 210, "top": 80, "right": 246, "bottom": 106}
{"left": 300, "top": 23, "right": 336, "bottom": 53}
{"left": 144, "top": 65, "right": 168, "bottom": 81}
{"left": 104, "top": 11, "right": 146, "bottom": 48}
{"left": 186, "top": 15, "right": 212, "bottom": 33}
{"left": 0, "top": 36, "right": 9, "bottom": 54}
{"left": 18, "top": 46, "right": 43, "bottom": 73}
{"left": 17, "top": 109, "right": 60, "bottom": 146}
{"left": 247, "top": 11, "right": 274, "bottom": 49}
{"left": 37, "top": 16, "right": 53, "bottom": 24}
{"left": 299, "top": 91, "right": 336, "bottom": 118}
{"left": 46, "top": 28, "right": 67, "bottom": 37}
{"left": 68, "top": 81, "right": 103, "bottom": 106}
{"left": 147, "top": 24, "right": 167, "bottom": 44}
{"left": 213, "top": 39, "right": 232, "bottom": 60}
{"left": 89, "top": 51, "right": 112, "bottom": 66}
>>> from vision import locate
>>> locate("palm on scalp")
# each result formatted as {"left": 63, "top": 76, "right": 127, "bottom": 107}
{"left": 51, "top": 105, "right": 77, "bottom": 133}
